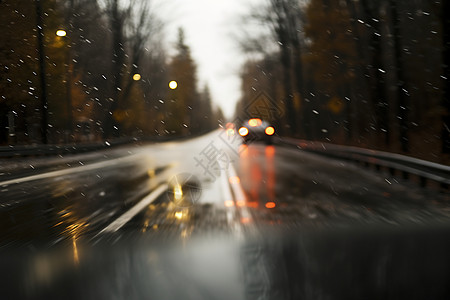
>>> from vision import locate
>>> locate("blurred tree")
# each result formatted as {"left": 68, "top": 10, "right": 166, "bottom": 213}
{"left": 443, "top": 0, "right": 450, "bottom": 155}
{"left": 236, "top": 0, "right": 446, "bottom": 163}
{"left": 166, "top": 28, "right": 200, "bottom": 136}
{"left": 0, "top": 0, "right": 69, "bottom": 144}
{"left": 359, "top": 0, "right": 391, "bottom": 147}
{"left": 118, "top": 1, "right": 163, "bottom": 114}
{"left": 101, "top": 0, "right": 131, "bottom": 138}
{"left": 137, "top": 46, "right": 169, "bottom": 136}
{"left": 237, "top": 56, "right": 284, "bottom": 129}
{"left": 387, "top": 0, "right": 409, "bottom": 152}
{"left": 213, "top": 106, "right": 225, "bottom": 127}
{"left": 60, "top": 0, "right": 111, "bottom": 141}
{"left": 100, "top": 0, "right": 165, "bottom": 138}
{"left": 196, "top": 84, "right": 214, "bottom": 132}
{"left": 1, "top": 0, "right": 168, "bottom": 144}
{"left": 0, "top": 0, "right": 40, "bottom": 144}
{"left": 243, "top": 0, "right": 306, "bottom": 136}
{"left": 43, "top": 0, "right": 72, "bottom": 142}
{"left": 304, "top": 0, "right": 359, "bottom": 143}
{"left": 70, "top": 73, "right": 95, "bottom": 141}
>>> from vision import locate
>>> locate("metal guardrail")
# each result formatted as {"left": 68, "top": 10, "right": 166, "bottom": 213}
{"left": 0, "top": 130, "right": 215, "bottom": 158}
{"left": 277, "top": 137, "right": 450, "bottom": 190}
{"left": 0, "top": 139, "right": 134, "bottom": 158}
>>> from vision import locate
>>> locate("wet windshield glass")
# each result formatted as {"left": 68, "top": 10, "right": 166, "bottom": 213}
{"left": 1, "top": 0, "right": 449, "bottom": 299}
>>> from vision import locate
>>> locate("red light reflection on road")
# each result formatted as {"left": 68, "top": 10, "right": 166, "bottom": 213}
{"left": 265, "top": 146, "right": 276, "bottom": 204}
{"left": 239, "top": 145, "right": 277, "bottom": 209}
{"left": 265, "top": 202, "right": 276, "bottom": 209}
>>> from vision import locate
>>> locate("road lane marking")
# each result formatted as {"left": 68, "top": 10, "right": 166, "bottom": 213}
{"left": 220, "top": 168, "right": 236, "bottom": 226}
{"left": 220, "top": 171, "right": 234, "bottom": 204}
{"left": 0, "top": 153, "right": 147, "bottom": 186}
{"left": 227, "top": 164, "right": 252, "bottom": 223}
{"left": 98, "top": 183, "right": 168, "bottom": 234}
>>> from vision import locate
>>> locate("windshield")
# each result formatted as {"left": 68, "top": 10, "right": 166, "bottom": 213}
{"left": 1, "top": 0, "right": 449, "bottom": 299}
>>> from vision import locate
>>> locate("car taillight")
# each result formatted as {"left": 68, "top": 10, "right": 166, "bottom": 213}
{"left": 248, "top": 118, "right": 262, "bottom": 127}
{"left": 239, "top": 127, "right": 249, "bottom": 136}
{"left": 265, "top": 126, "right": 275, "bottom": 135}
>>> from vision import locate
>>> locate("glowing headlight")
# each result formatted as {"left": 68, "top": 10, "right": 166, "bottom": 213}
{"left": 239, "top": 127, "right": 249, "bottom": 136}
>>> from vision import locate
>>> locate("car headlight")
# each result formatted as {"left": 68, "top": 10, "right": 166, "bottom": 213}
{"left": 265, "top": 126, "right": 275, "bottom": 135}
{"left": 238, "top": 127, "right": 249, "bottom": 136}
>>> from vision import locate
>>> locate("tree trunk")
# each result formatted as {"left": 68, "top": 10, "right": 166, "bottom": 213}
{"left": 442, "top": 0, "right": 450, "bottom": 154}
{"left": 388, "top": 0, "right": 409, "bottom": 153}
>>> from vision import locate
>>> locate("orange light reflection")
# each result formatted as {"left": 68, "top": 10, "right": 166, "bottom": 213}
{"left": 247, "top": 201, "right": 259, "bottom": 208}
{"left": 236, "top": 200, "right": 246, "bottom": 207}
{"left": 241, "top": 217, "right": 251, "bottom": 224}
{"left": 229, "top": 176, "right": 241, "bottom": 184}
{"left": 265, "top": 202, "right": 276, "bottom": 209}
{"left": 224, "top": 200, "right": 234, "bottom": 207}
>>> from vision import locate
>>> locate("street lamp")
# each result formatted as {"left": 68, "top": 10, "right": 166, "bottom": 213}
{"left": 56, "top": 29, "right": 67, "bottom": 37}
{"left": 169, "top": 80, "right": 178, "bottom": 90}
{"left": 133, "top": 73, "right": 141, "bottom": 81}
{"left": 55, "top": 29, "right": 73, "bottom": 142}
{"left": 35, "top": 0, "right": 48, "bottom": 144}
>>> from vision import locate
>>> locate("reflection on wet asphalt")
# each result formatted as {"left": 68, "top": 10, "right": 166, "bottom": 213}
{"left": 3, "top": 228, "right": 450, "bottom": 300}
{"left": 238, "top": 144, "right": 450, "bottom": 228}
{"left": 1, "top": 131, "right": 449, "bottom": 299}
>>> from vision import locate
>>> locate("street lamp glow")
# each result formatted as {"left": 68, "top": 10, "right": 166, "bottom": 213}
{"left": 132, "top": 73, "right": 141, "bottom": 81}
{"left": 169, "top": 80, "right": 178, "bottom": 90}
{"left": 56, "top": 29, "right": 67, "bottom": 37}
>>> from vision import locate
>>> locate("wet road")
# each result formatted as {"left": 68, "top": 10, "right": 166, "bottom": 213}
{"left": 1, "top": 130, "right": 450, "bottom": 299}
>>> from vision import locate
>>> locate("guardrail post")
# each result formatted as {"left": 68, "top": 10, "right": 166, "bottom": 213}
{"left": 419, "top": 176, "right": 427, "bottom": 188}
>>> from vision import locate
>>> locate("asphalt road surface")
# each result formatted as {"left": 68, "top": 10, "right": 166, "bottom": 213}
{"left": 1, "top": 130, "right": 450, "bottom": 299}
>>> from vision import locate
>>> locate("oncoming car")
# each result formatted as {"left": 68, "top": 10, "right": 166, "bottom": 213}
{"left": 238, "top": 118, "right": 275, "bottom": 145}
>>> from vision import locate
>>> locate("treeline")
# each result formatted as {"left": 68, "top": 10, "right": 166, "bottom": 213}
{"left": 235, "top": 0, "right": 449, "bottom": 163}
{"left": 0, "top": 0, "right": 219, "bottom": 145}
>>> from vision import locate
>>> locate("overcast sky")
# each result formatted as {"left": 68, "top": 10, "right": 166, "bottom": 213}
{"left": 154, "top": 0, "right": 260, "bottom": 119}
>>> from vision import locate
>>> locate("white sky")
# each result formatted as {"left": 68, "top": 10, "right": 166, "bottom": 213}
{"left": 154, "top": 0, "right": 261, "bottom": 119}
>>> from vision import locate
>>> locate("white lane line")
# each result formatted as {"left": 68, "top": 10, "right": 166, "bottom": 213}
{"left": 0, "top": 153, "right": 146, "bottom": 186}
{"left": 227, "top": 164, "right": 252, "bottom": 222}
{"left": 227, "top": 164, "right": 246, "bottom": 201}
{"left": 220, "top": 170, "right": 234, "bottom": 203}
{"left": 98, "top": 183, "right": 168, "bottom": 234}
{"left": 219, "top": 169, "right": 235, "bottom": 225}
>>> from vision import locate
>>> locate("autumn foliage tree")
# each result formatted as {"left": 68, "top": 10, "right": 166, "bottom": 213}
{"left": 166, "top": 28, "right": 199, "bottom": 135}
{"left": 1, "top": 0, "right": 171, "bottom": 144}
{"left": 236, "top": 0, "right": 447, "bottom": 164}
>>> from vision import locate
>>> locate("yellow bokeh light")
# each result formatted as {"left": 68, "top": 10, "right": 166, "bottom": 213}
{"left": 169, "top": 80, "right": 178, "bottom": 89}
{"left": 173, "top": 184, "right": 183, "bottom": 202}
{"left": 265, "top": 126, "right": 275, "bottom": 135}
{"left": 56, "top": 29, "right": 67, "bottom": 37}
{"left": 133, "top": 73, "right": 141, "bottom": 81}
{"left": 175, "top": 211, "right": 183, "bottom": 220}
